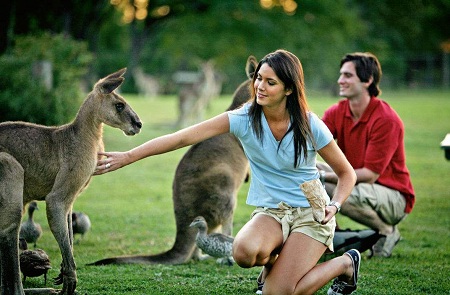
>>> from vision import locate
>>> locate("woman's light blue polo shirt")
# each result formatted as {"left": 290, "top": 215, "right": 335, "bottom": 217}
{"left": 228, "top": 103, "right": 333, "bottom": 208}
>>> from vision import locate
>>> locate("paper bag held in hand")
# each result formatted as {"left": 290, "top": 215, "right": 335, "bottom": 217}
{"left": 300, "top": 178, "right": 330, "bottom": 223}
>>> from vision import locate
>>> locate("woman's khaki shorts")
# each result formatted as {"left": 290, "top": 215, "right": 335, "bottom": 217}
{"left": 251, "top": 202, "right": 336, "bottom": 252}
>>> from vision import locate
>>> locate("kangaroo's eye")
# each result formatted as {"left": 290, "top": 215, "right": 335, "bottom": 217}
{"left": 115, "top": 103, "right": 125, "bottom": 112}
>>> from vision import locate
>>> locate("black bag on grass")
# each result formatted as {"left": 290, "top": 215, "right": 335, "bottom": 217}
{"left": 329, "top": 228, "right": 381, "bottom": 257}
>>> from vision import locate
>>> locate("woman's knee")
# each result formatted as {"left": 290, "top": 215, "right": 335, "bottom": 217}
{"left": 233, "top": 214, "right": 282, "bottom": 267}
{"left": 232, "top": 238, "right": 258, "bottom": 267}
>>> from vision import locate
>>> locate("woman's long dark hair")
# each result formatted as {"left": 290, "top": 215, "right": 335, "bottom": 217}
{"left": 249, "top": 49, "right": 315, "bottom": 167}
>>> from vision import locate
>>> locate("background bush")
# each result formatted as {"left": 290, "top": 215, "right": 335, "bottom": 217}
{"left": 0, "top": 33, "right": 92, "bottom": 125}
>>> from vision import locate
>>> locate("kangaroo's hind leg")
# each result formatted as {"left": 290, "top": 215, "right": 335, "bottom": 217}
{"left": 0, "top": 152, "right": 25, "bottom": 295}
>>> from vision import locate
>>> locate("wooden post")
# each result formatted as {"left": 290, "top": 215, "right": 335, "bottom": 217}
{"left": 32, "top": 60, "right": 53, "bottom": 91}
{"left": 173, "top": 61, "right": 222, "bottom": 128}
{"left": 441, "top": 41, "right": 450, "bottom": 89}
{"left": 443, "top": 52, "right": 449, "bottom": 89}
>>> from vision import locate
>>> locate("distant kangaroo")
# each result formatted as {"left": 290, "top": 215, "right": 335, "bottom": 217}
{"left": 0, "top": 69, "right": 141, "bottom": 295}
{"left": 91, "top": 56, "right": 258, "bottom": 266}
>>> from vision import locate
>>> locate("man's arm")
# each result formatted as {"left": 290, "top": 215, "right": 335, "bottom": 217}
{"left": 321, "top": 167, "right": 379, "bottom": 184}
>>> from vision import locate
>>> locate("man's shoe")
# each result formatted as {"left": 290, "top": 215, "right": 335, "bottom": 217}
{"left": 327, "top": 249, "right": 361, "bottom": 295}
{"left": 372, "top": 226, "right": 401, "bottom": 257}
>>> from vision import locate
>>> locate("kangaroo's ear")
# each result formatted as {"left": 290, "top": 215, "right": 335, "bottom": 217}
{"left": 106, "top": 68, "right": 127, "bottom": 80}
{"left": 246, "top": 56, "right": 258, "bottom": 79}
{"left": 95, "top": 68, "right": 127, "bottom": 94}
{"left": 96, "top": 77, "right": 125, "bottom": 94}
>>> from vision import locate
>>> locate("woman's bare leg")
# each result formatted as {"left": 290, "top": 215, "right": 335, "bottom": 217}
{"left": 263, "top": 232, "right": 355, "bottom": 295}
{"left": 232, "top": 214, "right": 283, "bottom": 268}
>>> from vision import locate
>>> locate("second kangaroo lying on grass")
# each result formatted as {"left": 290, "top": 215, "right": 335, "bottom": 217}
{"left": 91, "top": 56, "right": 257, "bottom": 266}
{"left": 0, "top": 68, "right": 141, "bottom": 295}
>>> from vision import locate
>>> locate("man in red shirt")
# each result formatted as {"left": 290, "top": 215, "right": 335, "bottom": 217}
{"left": 318, "top": 52, "right": 415, "bottom": 258}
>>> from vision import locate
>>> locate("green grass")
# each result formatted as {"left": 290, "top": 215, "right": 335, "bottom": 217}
{"left": 24, "top": 89, "right": 450, "bottom": 294}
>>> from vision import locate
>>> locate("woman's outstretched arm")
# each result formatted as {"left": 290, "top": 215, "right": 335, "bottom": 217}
{"left": 94, "top": 112, "right": 230, "bottom": 175}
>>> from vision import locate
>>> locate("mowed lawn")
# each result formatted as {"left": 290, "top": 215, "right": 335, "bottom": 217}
{"left": 23, "top": 89, "right": 450, "bottom": 294}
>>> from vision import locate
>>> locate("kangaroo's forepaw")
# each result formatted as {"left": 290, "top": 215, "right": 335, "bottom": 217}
{"left": 53, "top": 273, "right": 63, "bottom": 285}
{"left": 52, "top": 270, "right": 77, "bottom": 295}
{"left": 62, "top": 273, "right": 77, "bottom": 295}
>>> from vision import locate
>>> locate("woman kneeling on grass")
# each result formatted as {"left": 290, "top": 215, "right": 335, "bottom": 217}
{"left": 95, "top": 49, "right": 359, "bottom": 295}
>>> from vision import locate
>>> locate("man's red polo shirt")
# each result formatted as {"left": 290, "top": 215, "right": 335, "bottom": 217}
{"left": 322, "top": 97, "right": 415, "bottom": 213}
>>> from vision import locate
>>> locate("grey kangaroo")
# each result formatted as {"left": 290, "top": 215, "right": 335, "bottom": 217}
{"left": 0, "top": 68, "right": 141, "bottom": 295}
{"left": 91, "top": 56, "right": 257, "bottom": 265}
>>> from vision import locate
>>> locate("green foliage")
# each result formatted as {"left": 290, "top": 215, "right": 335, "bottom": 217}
{"left": 139, "top": 0, "right": 365, "bottom": 93}
{"left": 25, "top": 90, "right": 450, "bottom": 294}
{"left": 4, "top": 1, "right": 449, "bottom": 94}
{"left": 93, "top": 12, "right": 131, "bottom": 79}
{"left": 0, "top": 33, "right": 93, "bottom": 125}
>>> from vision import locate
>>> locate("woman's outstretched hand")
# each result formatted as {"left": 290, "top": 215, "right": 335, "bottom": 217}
{"left": 94, "top": 151, "right": 130, "bottom": 175}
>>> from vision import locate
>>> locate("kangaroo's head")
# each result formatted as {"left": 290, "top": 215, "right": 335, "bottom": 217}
{"left": 94, "top": 68, "right": 142, "bottom": 136}
{"left": 227, "top": 55, "right": 258, "bottom": 111}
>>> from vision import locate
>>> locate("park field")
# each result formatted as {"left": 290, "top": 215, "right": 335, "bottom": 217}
{"left": 23, "top": 89, "right": 450, "bottom": 294}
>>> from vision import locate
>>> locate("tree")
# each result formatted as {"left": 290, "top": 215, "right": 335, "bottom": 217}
{"left": 137, "top": 0, "right": 364, "bottom": 92}
{"left": 2, "top": 0, "right": 449, "bottom": 91}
